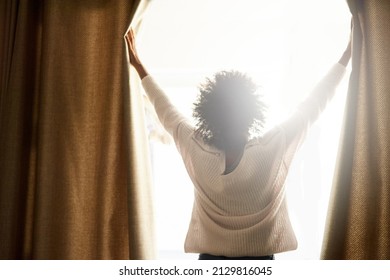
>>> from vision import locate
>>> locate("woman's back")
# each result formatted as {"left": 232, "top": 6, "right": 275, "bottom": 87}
{"left": 140, "top": 62, "right": 347, "bottom": 256}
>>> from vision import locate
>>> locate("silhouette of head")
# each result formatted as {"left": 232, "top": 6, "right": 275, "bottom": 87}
{"left": 193, "top": 70, "right": 267, "bottom": 150}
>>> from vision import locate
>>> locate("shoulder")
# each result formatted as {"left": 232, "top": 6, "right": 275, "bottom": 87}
{"left": 248, "top": 126, "right": 284, "bottom": 147}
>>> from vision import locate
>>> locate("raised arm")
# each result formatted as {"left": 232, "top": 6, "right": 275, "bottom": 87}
{"left": 276, "top": 35, "right": 352, "bottom": 164}
{"left": 124, "top": 28, "right": 192, "bottom": 148}
{"left": 125, "top": 28, "right": 149, "bottom": 80}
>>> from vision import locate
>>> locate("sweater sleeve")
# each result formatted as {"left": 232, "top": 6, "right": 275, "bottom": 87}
{"left": 279, "top": 63, "right": 347, "bottom": 163}
{"left": 141, "top": 75, "right": 193, "bottom": 153}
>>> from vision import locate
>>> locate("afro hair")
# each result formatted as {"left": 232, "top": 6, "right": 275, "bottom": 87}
{"left": 193, "top": 70, "right": 267, "bottom": 150}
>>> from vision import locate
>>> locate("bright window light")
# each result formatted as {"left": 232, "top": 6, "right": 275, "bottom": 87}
{"left": 137, "top": 0, "right": 351, "bottom": 259}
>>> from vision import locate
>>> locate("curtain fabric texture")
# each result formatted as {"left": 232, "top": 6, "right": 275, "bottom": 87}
{"left": 0, "top": 0, "right": 155, "bottom": 259}
{"left": 322, "top": 0, "right": 390, "bottom": 259}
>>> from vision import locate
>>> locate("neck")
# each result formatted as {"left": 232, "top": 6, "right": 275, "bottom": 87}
{"left": 223, "top": 137, "right": 247, "bottom": 152}
{"left": 223, "top": 138, "right": 247, "bottom": 174}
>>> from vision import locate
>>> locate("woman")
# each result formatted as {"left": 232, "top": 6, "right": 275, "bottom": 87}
{"left": 125, "top": 29, "right": 351, "bottom": 260}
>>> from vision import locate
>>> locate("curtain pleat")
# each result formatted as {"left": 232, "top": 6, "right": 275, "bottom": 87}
{"left": 322, "top": 0, "right": 390, "bottom": 259}
{"left": 0, "top": 0, "right": 155, "bottom": 259}
{"left": 124, "top": 2, "right": 156, "bottom": 260}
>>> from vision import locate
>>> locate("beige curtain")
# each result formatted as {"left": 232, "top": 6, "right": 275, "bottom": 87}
{"left": 0, "top": 0, "right": 155, "bottom": 259}
{"left": 322, "top": 0, "right": 390, "bottom": 259}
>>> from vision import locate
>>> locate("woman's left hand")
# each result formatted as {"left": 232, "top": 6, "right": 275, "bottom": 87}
{"left": 125, "top": 28, "right": 148, "bottom": 79}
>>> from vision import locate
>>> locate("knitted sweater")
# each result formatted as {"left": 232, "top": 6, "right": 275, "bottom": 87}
{"left": 141, "top": 63, "right": 346, "bottom": 257}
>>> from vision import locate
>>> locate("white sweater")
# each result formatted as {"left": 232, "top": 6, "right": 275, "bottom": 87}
{"left": 141, "top": 63, "right": 346, "bottom": 257}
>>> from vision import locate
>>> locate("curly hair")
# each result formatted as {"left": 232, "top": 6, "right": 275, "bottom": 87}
{"left": 193, "top": 70, "right": 267, "bottom": 150}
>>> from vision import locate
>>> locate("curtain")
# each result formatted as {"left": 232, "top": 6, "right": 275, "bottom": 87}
{"left": 322, "top": 0, "right": 390, "bottom": 259}
{"left": 0, "top": 0, "right": 155, "bottom": 259}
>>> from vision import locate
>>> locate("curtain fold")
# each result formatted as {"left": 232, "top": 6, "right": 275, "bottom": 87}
{"left": 124, "top": 1, "right": 156, "bottom": 260}
{"left": 0, "top": 0, "right": 155, "bottom": 259}
{"left": 322, "top": 0, "right": 390, "bottom": 259}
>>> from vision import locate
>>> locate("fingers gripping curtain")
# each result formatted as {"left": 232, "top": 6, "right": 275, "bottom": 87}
{"left": 0, "top": 0, "right": 155, "bottom": 259}
{"left": 322, "top": 0, "right": 390, "bottom": 259}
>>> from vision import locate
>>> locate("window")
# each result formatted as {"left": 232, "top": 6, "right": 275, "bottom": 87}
{"left": 137, "top": 0, "right": 351, "bottom": 259}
